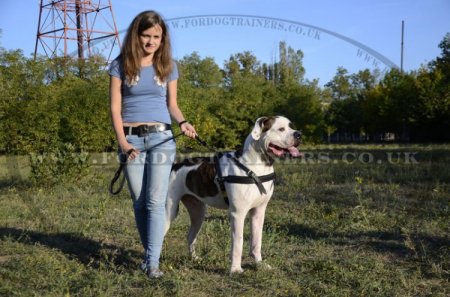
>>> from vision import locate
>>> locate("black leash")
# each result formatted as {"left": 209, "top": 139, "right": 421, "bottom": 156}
{"left": 109, "top": 132, "right": 209, "bottom": 195}
{"left": 109, "top": 131, "right": 275, "bottom": 197}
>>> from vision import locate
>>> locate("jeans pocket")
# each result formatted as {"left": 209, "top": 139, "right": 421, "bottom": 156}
{"left": 157, "top": 130, "right": 175, "bottom": 145}
{"left": 126, "top": 135, "right": 145, "bottom": 151}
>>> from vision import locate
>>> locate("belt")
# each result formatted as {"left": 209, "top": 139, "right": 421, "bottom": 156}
{"left": 123, "top": 123, "right": 172, "bottom": 137}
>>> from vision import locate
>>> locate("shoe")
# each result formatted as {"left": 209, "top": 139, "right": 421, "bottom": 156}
{"left": 139, "top": 262, "right": 148, "bottom": 273}
{"left": 147, "top": 268, "right": 164, "bottom": 279}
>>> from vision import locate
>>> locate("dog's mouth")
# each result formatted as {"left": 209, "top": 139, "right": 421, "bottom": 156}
{"left": 268, "top": 143, "right": 302, "bottom": 158}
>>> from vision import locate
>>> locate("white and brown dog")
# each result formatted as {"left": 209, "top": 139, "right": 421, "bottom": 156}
{"left": 164, "top": 116, "right": 301, "bottom": 274}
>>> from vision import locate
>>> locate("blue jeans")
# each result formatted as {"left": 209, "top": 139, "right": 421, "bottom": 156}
{"left": 124, "top": 130, "right": 176, "bottom": 269}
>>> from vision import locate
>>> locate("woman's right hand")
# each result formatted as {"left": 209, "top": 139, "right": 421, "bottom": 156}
{"left": 120, "top": 142, "right": 140, "bottom": 161}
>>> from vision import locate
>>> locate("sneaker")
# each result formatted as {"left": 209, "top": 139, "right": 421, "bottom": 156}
{"left": 147, "top": 268, "right": 164, "bottom": 279}
{"left": 139, "top": 262, "right": 148, "bottom": 273}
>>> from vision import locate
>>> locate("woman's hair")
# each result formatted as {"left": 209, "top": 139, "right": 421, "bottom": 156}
{"left": 120, "top": 10, "right": 173, "bottom": 83}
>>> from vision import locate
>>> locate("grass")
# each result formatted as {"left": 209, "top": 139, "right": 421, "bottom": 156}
{"left": 0, "top": 144, "right": 449, "bottom": 296}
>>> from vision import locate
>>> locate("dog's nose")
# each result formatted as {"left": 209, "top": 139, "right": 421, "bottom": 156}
{"left": 294, "top": 131, "right": 302, "bottom": 140}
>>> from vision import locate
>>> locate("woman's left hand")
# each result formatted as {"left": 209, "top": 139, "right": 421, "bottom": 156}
{"left": 180, "top": 122, "right": 197, "bottom": 139}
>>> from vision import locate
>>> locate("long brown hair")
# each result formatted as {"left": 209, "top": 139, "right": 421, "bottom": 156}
{"left": 120, "top": 11, "right": 173, "bottom": 84}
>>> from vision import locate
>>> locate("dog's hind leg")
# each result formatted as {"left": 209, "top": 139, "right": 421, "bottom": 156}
{"left": 181, "top": 195, "right": 206, "bottom": 259}
{"left": 164, "top": 186, "right": 183, "bottom": 236}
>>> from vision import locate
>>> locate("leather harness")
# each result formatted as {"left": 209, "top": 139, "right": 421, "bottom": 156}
{"left": 110, "top": 132, "right": 276, "bottom": 203}
{"left": 213, "top": 152, "right": 276, "bottom": 205}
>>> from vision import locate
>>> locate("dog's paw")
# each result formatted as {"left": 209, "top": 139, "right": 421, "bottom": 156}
{"left": 256, "top": 261, "right": 272, "bottom": 270}
{"left": 230, "top": 267, "right": 244, "bottom": 275}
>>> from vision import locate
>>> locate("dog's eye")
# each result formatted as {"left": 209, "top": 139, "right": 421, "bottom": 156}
{"left": 278, "top": 127, "right": 285, "bottom": 132}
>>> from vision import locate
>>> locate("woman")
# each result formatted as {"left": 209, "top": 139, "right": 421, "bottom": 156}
{"left": 109, "top": 10, "right": 196, "bottom": 278}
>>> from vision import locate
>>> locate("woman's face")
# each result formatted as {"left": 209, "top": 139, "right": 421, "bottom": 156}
{"left": 139, "top": 24, "right": 163, "bottom": 57}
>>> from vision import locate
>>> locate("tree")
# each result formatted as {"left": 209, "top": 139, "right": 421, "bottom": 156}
{"left": 0, "top": 50, "right": 58, "bottom": 153}
{"left": 379, "top": 69, "right": 422, "bottom": 141}
{"left": 177, "top": 53, "right": 226, "bottom": 148}
{"left": 276, "top": 41, "right": 305, "bottom": 87}
{"left": 430, "top": 33, "right": 450, "bottom": 85}
{"left": 325, "top": 67, "right": 352, "bottom": 100}
{"left": 219, "top": 52, "right": 271, "bottom": 147}
{"left": 275, "top": 81, "right": 325, "bottom": 142}
{"left": 412, "top": 33, "right": 450, "bottom": 142}
{"left": 324, "top": 67, "right": 361, "bottom": 140}
{"left": 324, "top": 67, "right": 382, "bottom": 141}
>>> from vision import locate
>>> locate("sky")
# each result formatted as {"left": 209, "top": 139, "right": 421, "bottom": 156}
{"left": 0, "top": 0, "right": 449, "bottom": 85}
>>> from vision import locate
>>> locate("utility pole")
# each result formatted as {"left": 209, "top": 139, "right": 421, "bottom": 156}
{"left": 400, "top": 20, "right": 404, "bottom": 72}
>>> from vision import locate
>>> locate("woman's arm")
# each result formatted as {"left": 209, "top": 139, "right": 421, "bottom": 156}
{"left": 110, "top": 76, "right": 139, "bottom": 157}
{"left": 167, "top": 79, "right": 197, "bottom": 138}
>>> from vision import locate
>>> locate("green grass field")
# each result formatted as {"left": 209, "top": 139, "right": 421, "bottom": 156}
{"left": 1, "top": 144, "right": 449, "bottom": 296}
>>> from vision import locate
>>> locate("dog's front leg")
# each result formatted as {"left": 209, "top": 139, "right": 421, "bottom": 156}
{"left": 249, "top": 203, "right": 272, "bottom": 270}
{"left": 229, "top": 209, "right": 246, "bottom": 274}
{"left": 249, "top": 203, "right": 267, "bottom": 262}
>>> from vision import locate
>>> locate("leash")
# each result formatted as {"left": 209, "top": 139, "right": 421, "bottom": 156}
{"left": 109, "top": 131, "right": 274, "bottom": 198}
{"left": 109, "top": 148, "right": 134, "bottom": 195}
{"left": 109, "top": 132, "right": 209, "bottom": 195}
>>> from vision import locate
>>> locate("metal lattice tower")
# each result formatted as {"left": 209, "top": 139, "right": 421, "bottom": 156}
{"left": 34, "top": 0, "right": 121, "bottom": 61}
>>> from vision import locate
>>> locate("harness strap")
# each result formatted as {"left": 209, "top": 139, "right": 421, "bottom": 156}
{"left": 214, "top": 153, "right": 229, "bottom": 205}
{"left": 214, "top": 153, "right": 276, "bottom": 203}
{"left": 220, "top": 172, "right": 276, "bottom": 186}
{"left": 229, "top": 156, "right": 273, "bottom": 195}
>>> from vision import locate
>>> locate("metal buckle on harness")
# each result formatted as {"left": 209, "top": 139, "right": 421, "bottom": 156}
{"left": 248, "top": 170, "right": 257, "bottom": 179}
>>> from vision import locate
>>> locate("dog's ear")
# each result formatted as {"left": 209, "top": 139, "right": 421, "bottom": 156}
{"left": 251, "top": 117, "right": 268, "bottom": 140}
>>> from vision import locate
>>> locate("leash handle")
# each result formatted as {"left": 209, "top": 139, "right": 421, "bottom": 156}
{"left": 109, "top": 148, "right": 134, "bottom": 195}
{"left": 195, "top": 135, "right": 208, "bottom": 147}
{"left": 109, "top": 132, "right": 208, "bottom": 196}
{"left": 109, "top": 133, "right": 184, "bottom": 196}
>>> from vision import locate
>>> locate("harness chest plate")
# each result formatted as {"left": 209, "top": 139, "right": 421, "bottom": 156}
{"left": 214, "top": 152, "right": 276, "bottom": 205}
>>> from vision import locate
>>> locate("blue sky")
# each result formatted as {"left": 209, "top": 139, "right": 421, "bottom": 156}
{"left": 1, "top": 0, "right": 449, "bottom": 85}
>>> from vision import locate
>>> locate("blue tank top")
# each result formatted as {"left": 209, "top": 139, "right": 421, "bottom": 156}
{"left": 108, "top": 58, "right": 179, "bottom": 124}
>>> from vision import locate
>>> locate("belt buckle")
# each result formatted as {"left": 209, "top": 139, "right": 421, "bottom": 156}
{"left": 137, "top": 125, "right": 150, "bottom": 137}
{"left": 156, "top": 124, "right": 166, "bottom": 132}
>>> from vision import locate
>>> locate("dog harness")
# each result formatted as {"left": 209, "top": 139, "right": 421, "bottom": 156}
{"left": 214, "top": 152, "right": 276, "bottom": 205}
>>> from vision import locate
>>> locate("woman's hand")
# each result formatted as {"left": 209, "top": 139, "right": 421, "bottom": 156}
{"left": 120, "top": 142, "right": 140, "bottom": 161}
{"left": 180, "top": 121, "right": 197, "bottom": 139}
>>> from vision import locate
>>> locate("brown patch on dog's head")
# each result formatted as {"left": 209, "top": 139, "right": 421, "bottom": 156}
{"left": 261, "top": 116, "right": 278, "bottom": 133}
{"left": 252, "top": 116, "right": 278, "bottom": 141}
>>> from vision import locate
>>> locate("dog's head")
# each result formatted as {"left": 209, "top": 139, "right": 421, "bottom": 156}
{"left": 251, "top": 116, "right": 302, "bottom": 158}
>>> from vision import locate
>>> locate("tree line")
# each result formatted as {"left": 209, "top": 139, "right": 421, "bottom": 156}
{"left": 1, "top": 35, "right": 449, "bottom": 155}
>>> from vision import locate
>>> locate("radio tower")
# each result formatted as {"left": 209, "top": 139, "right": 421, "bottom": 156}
{"left": 34, "top": 0, "right": 121, "bottom": 61}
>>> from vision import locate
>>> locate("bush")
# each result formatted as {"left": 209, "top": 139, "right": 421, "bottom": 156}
{"left": 29, "top": 143, "right": 90, "bottom": 187}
